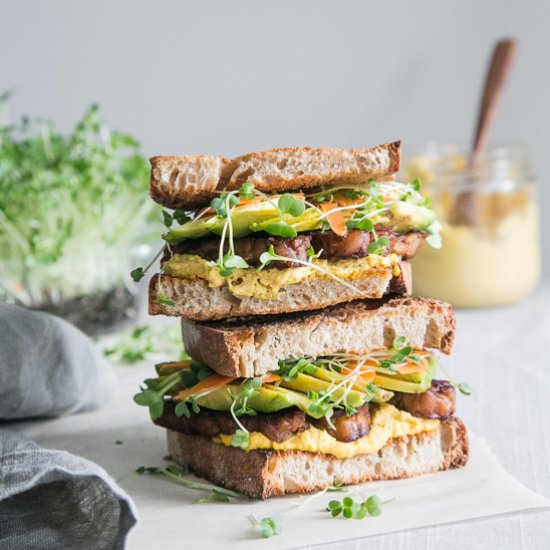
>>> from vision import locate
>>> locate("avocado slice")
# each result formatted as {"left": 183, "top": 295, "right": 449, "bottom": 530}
{"left": 192, "top": 383, "right": 322, "bottom": 417}
{"left": 308, "top": 367, "right": 393, "bottom": 403}
{"left": 386, "top": 202, "right": 435, "bottom": 232}
{"left": 373, "top": 373, "right": 432, "bottom": 393}
{"left": 250, "top": 209, "right": 322, "bottom": 234}
{"left": 164, "top": 203, "right": 282, "bottom": 244}
{"left": 280, "top": 373, "right": 366, "bottom": 408}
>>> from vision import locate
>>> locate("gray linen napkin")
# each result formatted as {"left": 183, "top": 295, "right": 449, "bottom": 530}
{"left": 0, "top": 302, "right": 116, "bottom": 419}
{"left": 0, "top": 430, "right": 137, "bottom": 550}
{"left": 0, "top": 304, "right": 138, "bottom": 548}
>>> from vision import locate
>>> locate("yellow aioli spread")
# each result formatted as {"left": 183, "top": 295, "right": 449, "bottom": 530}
{"left": 163, "top": 253, "right": 401, "bottom": 300}
{"left": 412, "top": 201, "right": 540, "bottom": 307}
{"left": 214, "top": 404, "right": 439, "bottom": 459}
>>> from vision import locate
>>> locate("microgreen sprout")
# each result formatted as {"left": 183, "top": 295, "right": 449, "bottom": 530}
{"left": 367, "top": 236, "right": 390, "bottom": 255}
{"left": 258, "top": 245, "right": 365, "bottom": 296}
{"left": 247, "top": 514, "right": 283, "bottom": 539}
{"left": 228, "top": 377, "right": 264, "bottom": 449}
{"left": 326, "top": 495, "right": 385, "bottom": 519}
{"left": 239, "top": 180, "right": 255, "bottom": 199}
{"left": 136, "top": 465, "right": 247, "bottom": 502}
{"left": 133, "top": 370, "right": 184, "bottom": 419}
{"left": 431, "top": 357, "right": 475, "bottom": 398}
{"left": 278, "top": 193, "right": 306, "bottom": 218}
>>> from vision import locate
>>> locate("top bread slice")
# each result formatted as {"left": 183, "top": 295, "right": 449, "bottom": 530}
{"left": 181, "top": 296, "right": 456, "bottom": 377}
{"left": 150, "top": 141, "right": 401, "bottom": 209}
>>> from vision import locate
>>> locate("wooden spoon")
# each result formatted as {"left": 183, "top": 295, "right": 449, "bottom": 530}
{"left": 449, "top": 38, "right": 518, "bottom": 226}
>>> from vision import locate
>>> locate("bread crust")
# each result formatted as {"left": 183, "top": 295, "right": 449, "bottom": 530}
{"left": 149, "top": 262, "right": 411, "bottom": 321}
{"left": 181, "top": 296, "right": 456, "bottom": 377}
{"left": 166, "top": 417, "right": 469, "bottom": 499}
{"left": 149, "top": 142, "right": 401, "bottom": 209}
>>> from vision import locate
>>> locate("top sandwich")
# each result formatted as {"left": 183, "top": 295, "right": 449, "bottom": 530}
{"left": 145, "top": 142, "right": 441, "bottom": 320}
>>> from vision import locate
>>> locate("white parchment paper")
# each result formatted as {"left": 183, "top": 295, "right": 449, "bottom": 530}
{"left": 12, "top": 364, "right": 550, "bottom": 549}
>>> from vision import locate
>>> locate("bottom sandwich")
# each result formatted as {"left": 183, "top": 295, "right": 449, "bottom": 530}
{"left": 164, "top": 412, "right": 468, "bottom": 500}
{"left": 135, "top": 330, "right": 470, "bottom": 499}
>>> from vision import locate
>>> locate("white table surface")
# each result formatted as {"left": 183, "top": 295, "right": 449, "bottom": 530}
{"left": 10, "top": 284, "right": 550, "bottom": 549}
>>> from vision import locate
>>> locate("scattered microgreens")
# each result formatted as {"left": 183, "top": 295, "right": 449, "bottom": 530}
{"left": 135, "top": 465, "right": 247, "bottom": 502}
{"left": 247, "top": 514, "right": 283, "bottom": 539}
{"left": 258, "top": 245, "right": 364, "bottom": 296}
{"left": 102, "top": 323, "right": 187, "bottom": 364}
{"left": 326, "top": 495, "right": 385, "bottom": 519}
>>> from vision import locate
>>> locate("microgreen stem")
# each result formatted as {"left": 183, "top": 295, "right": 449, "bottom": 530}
{"left": 259, "top": 252, "right": 366, "bottom": 296}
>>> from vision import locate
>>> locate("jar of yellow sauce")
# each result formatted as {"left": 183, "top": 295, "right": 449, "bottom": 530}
{"left": 403, "top": 145, "right": 541, "bottom": 308}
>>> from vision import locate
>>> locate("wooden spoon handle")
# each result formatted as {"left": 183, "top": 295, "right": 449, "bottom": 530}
{"left": 472, "top": 38, "right": 518, "bottom": 158}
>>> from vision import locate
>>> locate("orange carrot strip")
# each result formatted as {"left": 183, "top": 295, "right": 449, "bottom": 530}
{"left": 236, "top": 196, "right": 264, "bottom": 208}
{"left": 357, "top": 371, "right": 376, "bottom": 384}
{"left": 173, "top": 374, "right": 236, "bottom": 400}
{"left": 320, "top": 202, "right": 347, "bottom": 237}
{"left": 262, "top": 373, "right": 282, "bottom": 383}
{"left": 397, "top": 362, "right": 427, "bottom": 374}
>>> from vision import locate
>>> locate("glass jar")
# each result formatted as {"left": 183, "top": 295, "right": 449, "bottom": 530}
{"left": 403, "top": 144, "right": 541, "bottom": 308}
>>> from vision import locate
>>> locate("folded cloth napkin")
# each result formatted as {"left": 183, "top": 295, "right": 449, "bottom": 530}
{"left": 0, "top": 302, "right": 116, "bottom": 419}
{"left": 0, "top": 429, "right": 137, "bottom": 550}
{"left": 0, "top": 304, "right": 138, "bottom": 548}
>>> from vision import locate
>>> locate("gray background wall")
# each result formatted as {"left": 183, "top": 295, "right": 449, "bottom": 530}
{"left": 2, "top": 0, "right": 549, "bottom": 273}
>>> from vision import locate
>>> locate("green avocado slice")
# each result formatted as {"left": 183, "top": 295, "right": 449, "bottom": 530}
{"left": 373, "top": 373, "right": 433, "bottom": 393}
{"left": 386, "top": 202, "right": 435, "bottom": 232}
{"left": 193, "top": 383, "right": 323, "bottom": 418}
{"left": 279, "top": 373, "right": 366, "bottom": 408}
{"left": 304, "top": 366, "right": 394, "bottom": 403}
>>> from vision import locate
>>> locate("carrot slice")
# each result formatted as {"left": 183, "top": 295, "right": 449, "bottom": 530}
{"left": 397, "top": 362, "right": 427, "bottom": 374}
{"left": 357, "top": 371, "right": 376, "bottom": 384}
{"left": 236, "top": 196, "right": 264, "bottom": 208}
{"left": 173, "top": 374, "right": 236, "bottom": 400}
{"left": 262, "top": 373, "right": 282, "bottom": 383}
{"left": 320, "top": 202, "right": 347, "bottom": 236}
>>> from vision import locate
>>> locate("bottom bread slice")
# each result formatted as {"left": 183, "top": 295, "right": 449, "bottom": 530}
{"left": 166, "top": 417, "right": 469, "bottom": 499}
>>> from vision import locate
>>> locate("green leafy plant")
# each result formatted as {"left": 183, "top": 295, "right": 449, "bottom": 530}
{"left": 0, "top": 99, "right": 155, "bottom": 308}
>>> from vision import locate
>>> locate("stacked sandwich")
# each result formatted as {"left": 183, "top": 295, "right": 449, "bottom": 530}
{"left": 134, "top": 142, "right": 469, "bottom": 499}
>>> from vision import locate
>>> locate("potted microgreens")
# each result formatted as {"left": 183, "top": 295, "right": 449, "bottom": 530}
{"left": 0, "top": 98, "right": 156, "bottom": 334}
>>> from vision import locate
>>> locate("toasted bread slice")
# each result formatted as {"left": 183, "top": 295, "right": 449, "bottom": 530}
{"left": 149, "top": 262, "right": 411, "bottom": 321}
{"left": 166, "top": 417, "right": 469, "bottom": 499}
{"left": 150, "top": 142, "right": 401, "bottom": 209}
{"left": 181, "top": 296, "right": 455, "bottom": 377}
